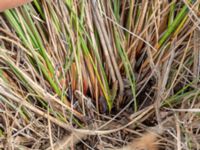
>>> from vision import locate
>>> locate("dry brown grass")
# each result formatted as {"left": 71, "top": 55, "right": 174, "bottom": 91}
{"left": 0, "top": 0, "right": 200, "bottom": 149}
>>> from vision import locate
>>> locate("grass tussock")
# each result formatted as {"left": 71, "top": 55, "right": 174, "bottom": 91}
{"left": 0, "top": 0, "right": 200, "bottom": 149}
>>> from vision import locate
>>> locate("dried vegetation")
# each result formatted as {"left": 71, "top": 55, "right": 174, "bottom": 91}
{"left": 0, "top": 0, "right": 200, "bottom": 149}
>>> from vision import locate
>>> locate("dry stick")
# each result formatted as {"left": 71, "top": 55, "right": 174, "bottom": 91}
{"left": 193, "top": 29, "right": 200, "bottom": 85}
{"left": 92, "top": 1, "right": 124, "bottom": 108}
{"left": 47, "top": 108, "right": 54, "bottom": 150}
{"left": 175, "top": 117, "right": 181, "bottom": 150}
